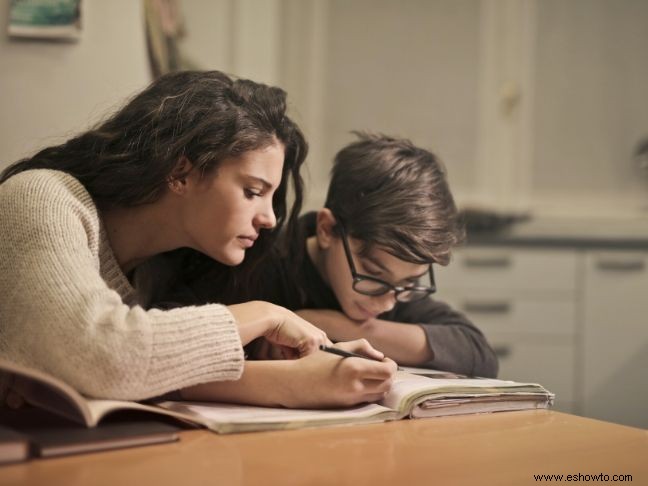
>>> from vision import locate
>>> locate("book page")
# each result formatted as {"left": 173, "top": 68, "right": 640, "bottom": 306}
{"left": 0, "top": 359, "right": 92, "bottom": 426}
{"left": 157, "top": 401, "right": 397, "bottom": 433}
{"left": 82, "top": 399, "right": 205, "bottom": 428}
{"left": 411, "top": 397, "right": 551, "bottom": 418}
{"left": 0, "top": 359, "right": 197, "bottom": 429}
{"left": 398, "top": 366, "right": 467, "bottom": 379}
{"left": 380, "top": 371, "right": 552, "bottom": 413}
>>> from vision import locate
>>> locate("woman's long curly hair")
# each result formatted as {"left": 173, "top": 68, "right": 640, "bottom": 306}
{"left": 1, "top": 70, "right": 307, "bottom": 290}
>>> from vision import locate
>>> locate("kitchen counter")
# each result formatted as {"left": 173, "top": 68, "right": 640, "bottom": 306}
{"left": 465, "top": 216, "right": 648, "bottom": 249}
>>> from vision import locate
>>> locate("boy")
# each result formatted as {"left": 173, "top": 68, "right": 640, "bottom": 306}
{"left": 188, "top": 133, "right": 498, "bottom": 377}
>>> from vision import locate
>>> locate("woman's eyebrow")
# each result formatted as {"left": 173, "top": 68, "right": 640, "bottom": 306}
{"left": 243, "top": 174, "right": 273, "bottom": 190}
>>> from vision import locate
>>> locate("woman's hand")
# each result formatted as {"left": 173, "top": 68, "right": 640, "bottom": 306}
{"left": 250, "top": 332, "right": 385, "bottom": 362}
{"left": 180, "top": 338, "right": 398, "bottom": 409}
{"left": 282, "top": 339, "right": 397, "bottom": 408}
{"left": 228, "top": 301, "right": 331, "bottom": 358}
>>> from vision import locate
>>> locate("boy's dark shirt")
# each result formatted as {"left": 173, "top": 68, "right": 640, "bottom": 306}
{"left": 236, "top": 212, "right": 499, "bottom": 378}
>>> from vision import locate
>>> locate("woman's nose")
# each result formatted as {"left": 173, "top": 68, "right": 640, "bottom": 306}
{"left": 255, "top": 202, "right": 277, "bottom": 230}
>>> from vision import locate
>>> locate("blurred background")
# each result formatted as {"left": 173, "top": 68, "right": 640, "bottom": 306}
{"left": 1, "top": 0, "right": 646, "bottom": 427}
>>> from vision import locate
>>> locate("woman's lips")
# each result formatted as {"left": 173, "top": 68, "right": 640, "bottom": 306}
{"left": 237, "top": 236, "right": 257, "bottom": 248}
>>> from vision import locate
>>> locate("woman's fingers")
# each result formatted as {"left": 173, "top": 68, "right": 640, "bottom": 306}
{"left": 336, "top": 338, "right": 385, "bottom": 361}
{"left": 346, "top": 357, "right": 398, "bottom": 380}
{"left": 361, "top": 377, "right": 394, "bottom": 395}
{"left": 321, "top": 339, "right": 396, "bottom": 380}
{"left": 262, "top": 307, "right": 329, "bottom": 356}
{"left": 294, "top": 327, "right": 329, "bottom": 356}
{"left": 229, "top": 302, "right": 330, "bottom": 355}
{"left": 283, "top": 349, "right": 398, "bottom": 408}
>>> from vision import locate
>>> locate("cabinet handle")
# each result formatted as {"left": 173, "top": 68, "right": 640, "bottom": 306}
{"left": 493, "top": 345, "right": 512, "bottom": 359}
{"left": 463, "top": 301, "right": 511, "bottom": 314}
{"left": 463, "top": 256, "right": 512, "bottom": 268}
{"left": 595, "top": 260, "right": 645, "bottom": 272}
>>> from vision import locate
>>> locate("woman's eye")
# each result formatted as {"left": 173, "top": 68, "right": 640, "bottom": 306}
{"left": 244, "top": 188, "right": 263, "bottom": 199}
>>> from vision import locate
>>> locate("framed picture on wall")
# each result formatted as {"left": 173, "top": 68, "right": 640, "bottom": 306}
{"left": 8, "top": 0, "right": 82, "bottom": 41}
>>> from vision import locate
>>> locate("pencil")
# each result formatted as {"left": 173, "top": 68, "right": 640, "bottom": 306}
{"left": 319, "top": 345, "right": 403, "bottom": 371}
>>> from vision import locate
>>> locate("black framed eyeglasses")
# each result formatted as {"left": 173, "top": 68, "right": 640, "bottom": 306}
{"left": 337, "top": 222, "right": 436, "bottom": 303}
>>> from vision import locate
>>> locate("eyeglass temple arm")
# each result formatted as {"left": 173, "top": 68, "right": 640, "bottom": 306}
{"left": 427, "top": 266, "right": 436, "bottom": 292}
{"left": 338, "top": 224, "right": 360, "bottom": 277}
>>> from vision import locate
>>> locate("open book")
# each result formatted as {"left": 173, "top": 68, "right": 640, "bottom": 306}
{"left": 1, "top": 359, "right": 554, "bottom": 435}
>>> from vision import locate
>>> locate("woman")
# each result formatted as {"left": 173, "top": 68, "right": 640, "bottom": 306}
{"left": 0, "top": 71, "right": 395, "bottom": 406}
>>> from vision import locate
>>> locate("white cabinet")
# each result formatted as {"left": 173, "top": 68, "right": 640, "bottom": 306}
{"left": 436, "top": 247, "right": 580, "bottom": 414}
{"left": 438, "top": 246, "right": 648, "bottom": 427}
{"left": 582, "top": 251, "right": 648, "bottom": 428}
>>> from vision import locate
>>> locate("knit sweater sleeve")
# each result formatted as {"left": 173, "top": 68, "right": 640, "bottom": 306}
{"left": 0, "top": 170, "right": 243, "bottom": 400}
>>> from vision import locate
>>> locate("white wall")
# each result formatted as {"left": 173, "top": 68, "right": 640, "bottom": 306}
{"left": 531, "top": 0, "right": 648, "bottom": 216}
{"left": 180, "top": 0, "right": 233, "bottom": 73}
{"left": 0, "top": 1, "right": 149, "bottom": 169}
{"left": 181, "top": 0, "right": 281, "bottom": 86}
{"left": 252, "top": 0, "right": 648, "bottom": 218}
{"left": 3, "top": 1, "right": 647, "bottom": 219}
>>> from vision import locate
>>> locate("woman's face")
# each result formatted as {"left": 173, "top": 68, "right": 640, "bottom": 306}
{"left": 181, "top": 141, "right": 285, "bottom": 266}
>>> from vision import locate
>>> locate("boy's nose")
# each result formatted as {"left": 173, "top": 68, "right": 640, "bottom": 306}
{"left": 373, "top": 291, "right": 397, "bottom": 315}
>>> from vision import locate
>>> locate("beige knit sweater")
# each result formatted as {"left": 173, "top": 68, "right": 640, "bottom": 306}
{"left": 0, "top": 169, "right": 244, "bottom": 400}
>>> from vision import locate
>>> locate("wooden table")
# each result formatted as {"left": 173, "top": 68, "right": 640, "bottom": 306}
{"left": 2, "top": 411, "right": 646, "bottom": 486}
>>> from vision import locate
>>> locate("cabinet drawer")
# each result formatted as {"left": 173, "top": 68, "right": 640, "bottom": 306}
{"left": 489, "top": 333, "right": 575, "bottom": 403}
{"left": 438, "top": 247, "right": 579, "bottom": 294}
{"left": 439, "top": 291, "right": 576, "bottom": 336}
{"left": 440, "top": 293, "right": 576, "bottom": 335}
{"left": 582, "top": 250, "right": 648, "bottom": 428}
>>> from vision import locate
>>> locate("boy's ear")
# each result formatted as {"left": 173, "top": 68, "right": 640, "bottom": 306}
{"left": 316, "top": 208, "right": 337, "bottom": 249}
{"left": 167, "top": 156, "right": 194, "bottom": 195}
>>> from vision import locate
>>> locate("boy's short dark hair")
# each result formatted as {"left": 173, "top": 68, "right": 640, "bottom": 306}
{"left": 324, "top": 132, "right": 464, "bottom": 265}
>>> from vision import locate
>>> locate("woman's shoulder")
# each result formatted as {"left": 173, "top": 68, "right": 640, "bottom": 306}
{"left": 0, "top": 169, "right": 101, "bottom": 242}
{"left": 2, "top": 168, "right": 87, "bottom": 196}
{"left": 0, "top": 169, "right": 107, "bottom": 269}
{"left": 0, "top": 169, "right": 94, "bottom": 211}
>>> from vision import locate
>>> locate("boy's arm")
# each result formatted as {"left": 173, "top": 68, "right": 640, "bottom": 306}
{"left": 297, "top": 299, "right": 499, "bottom": 377}
{"left": 295, "top": 309, "right": 433, "bottom": 366}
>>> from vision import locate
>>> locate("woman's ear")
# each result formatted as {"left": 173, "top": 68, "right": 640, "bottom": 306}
{"left": 167, "top": 156, "right": 194, "bottom": 195}
{"left": 316, "top": 209, "right": 337, "bottom": 249}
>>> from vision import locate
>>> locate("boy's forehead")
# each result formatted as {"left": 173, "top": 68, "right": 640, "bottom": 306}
{"left": 359, "top": 242, "right": 430, "bottom": 276}
{"left": 353, "top": 239, "right": 417, "bottom": 262}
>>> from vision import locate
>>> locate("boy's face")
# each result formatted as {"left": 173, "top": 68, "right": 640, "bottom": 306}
{"left": 321, "top": 230, "right": 429, "bottom": 321}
